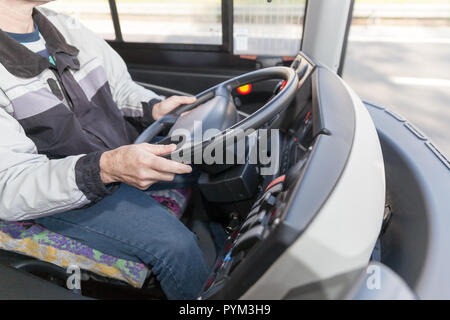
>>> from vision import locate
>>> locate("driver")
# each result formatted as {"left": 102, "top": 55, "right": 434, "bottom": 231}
{"left": 0, "top": 0, "right": 211, "bottom": 299}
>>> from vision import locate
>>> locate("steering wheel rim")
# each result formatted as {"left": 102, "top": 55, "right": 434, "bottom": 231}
{"left": 135, "top": 66, "right": 298, "bottom": 162}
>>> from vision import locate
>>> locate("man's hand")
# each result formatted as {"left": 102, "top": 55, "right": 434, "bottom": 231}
{"left": 99, "top": 144, "right": 192, "bottom": 190}
{"left": 152, "top": 95, "right": 197, "bottom": 121}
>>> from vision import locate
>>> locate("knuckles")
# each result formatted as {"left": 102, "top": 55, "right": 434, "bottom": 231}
{"left": 136, "top": 168, "right": 150, "bottom": 180}
{"left": 135, "top": 154, "right": 148, "bottom": 166}
{"left": 136, "top": 182, "right": 150, "bottom": 190}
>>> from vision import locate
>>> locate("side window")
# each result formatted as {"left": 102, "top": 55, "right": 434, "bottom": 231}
{"left": 233, "top": 0, "right": 305, "bottom": 57}
{"left": 44, "top": 0, "right": 306, "bottom": 57}
{"left": 115, "top": 0, "right": 223, "bottom": 44}
{"left": 43, "top": 0, "right": 116, "bottom": 40}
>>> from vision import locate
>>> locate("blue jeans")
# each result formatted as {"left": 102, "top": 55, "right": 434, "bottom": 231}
{"left": 36, "top": 183, "right": 210, "bottom": 300}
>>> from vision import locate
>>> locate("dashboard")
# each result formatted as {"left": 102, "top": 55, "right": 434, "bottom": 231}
{"left": 193, "top": 48, "right": 383, "bottom": 300}
{"left": 196, "top": 52, "right": 359, "bottom": 299}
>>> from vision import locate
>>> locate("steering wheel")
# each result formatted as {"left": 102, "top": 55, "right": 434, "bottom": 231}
{"left": 135, "top": 66, "right": 298, "bottom": 164}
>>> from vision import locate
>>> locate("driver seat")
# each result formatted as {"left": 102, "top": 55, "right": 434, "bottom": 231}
{"left": 0, "top": 188, "right": 191, "bottom": 295}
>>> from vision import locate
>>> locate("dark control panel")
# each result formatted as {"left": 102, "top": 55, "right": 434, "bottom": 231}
{"left": 199, "top": 176, "right": 286, "bottom": 298}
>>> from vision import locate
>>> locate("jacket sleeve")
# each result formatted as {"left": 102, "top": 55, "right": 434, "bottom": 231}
{"left": 101, "top": 39, "right": 163, "bottom": 125}
{"left": 0, "top": 107, "right": 107, "bottom": 221}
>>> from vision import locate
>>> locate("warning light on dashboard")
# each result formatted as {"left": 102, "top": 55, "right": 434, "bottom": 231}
{"left": 237, "top": 84, "right": 252, "bottom": 95}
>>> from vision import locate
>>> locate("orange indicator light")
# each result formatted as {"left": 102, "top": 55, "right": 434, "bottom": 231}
{"left": 237, "top": 84, "right": 252, "bottom": 95}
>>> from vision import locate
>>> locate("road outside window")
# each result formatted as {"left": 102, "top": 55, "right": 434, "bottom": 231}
{"left": 343, "top": 0, "right": 450, "bottom": 157}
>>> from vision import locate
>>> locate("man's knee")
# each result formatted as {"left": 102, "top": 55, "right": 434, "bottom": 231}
{"left": 165, "top": 226, "right": 201, "bottom": 262}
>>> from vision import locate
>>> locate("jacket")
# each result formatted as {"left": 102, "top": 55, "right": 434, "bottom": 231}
{"left": 0, "top": 7, "right": 162, "bottom": 221}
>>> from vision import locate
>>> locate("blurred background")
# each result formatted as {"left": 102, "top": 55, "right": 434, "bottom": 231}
{"left": 44, "top": 0, "right": 450, "bottom": 156}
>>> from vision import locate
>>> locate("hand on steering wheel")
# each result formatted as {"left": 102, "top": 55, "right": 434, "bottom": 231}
{"left": 99, "top": 143, "right": 192, "bottom": 190}
{"left": 152, "top": 96, "right": 197, "bottom": 121}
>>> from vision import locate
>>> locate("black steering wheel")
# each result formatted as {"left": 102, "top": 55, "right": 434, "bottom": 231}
{"left": 135, "top": 66, "right": 298, "bottom": 164}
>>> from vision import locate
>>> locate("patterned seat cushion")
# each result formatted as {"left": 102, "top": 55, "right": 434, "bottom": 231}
{"left": 0, "top": 188, "right": 191, "bottom": 288}
{"left": 145, "top": 188, "right": 191, "bottom": 219}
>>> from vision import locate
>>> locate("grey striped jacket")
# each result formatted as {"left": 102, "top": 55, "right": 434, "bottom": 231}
{"left": 0, "top": 7, "right": 162, "bottom": 221}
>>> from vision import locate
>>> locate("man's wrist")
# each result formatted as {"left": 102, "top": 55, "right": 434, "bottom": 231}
{"left": 99, "top": 150, "right": 118, "bottom": 184}
{"left": 151, "top": 101, "right": 162, "bottom": 121}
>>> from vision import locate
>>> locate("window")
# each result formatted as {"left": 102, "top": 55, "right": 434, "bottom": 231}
{"left": 233, "top": 0, "right": 305, "bottom": 57}
{"left": 43, "top": 0, "right": 307, "bottom": 56}
{"left": 343, "top": 0, "right": 450, "bottom": 156}
{"left": 44, "top": 0, "right": 116, "bottom": 40}
{"left": 115, "top": 0, "right": 223, "bottom": 44}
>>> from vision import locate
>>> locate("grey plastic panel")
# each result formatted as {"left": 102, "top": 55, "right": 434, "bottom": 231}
{"left": 283, "top": 268, "right": 364, "bottom": 300}
{"left": 365, "top": 101, "right": 450, "bottom": 299}
{"left": 349, "top": 262, "right": 416, "bottom": 300}
{"left": 0, "top": 263, "right": 87, "bottom": 300}
{"left": 282, "top": 262, "right": 415, "bottom": 300}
